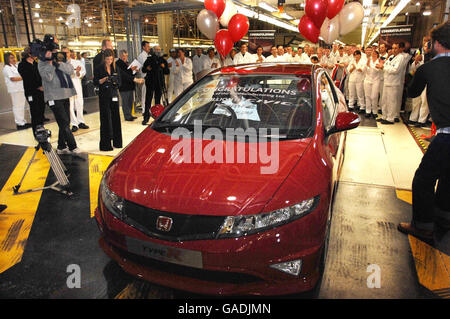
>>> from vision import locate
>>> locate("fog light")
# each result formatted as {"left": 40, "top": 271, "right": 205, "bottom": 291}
{"left": 270, "top": 259, "right": 302, "bottom": 276}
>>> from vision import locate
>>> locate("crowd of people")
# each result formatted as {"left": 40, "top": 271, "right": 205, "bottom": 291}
{"left": 2, "top": 35, "right": 434, "bottom": 153}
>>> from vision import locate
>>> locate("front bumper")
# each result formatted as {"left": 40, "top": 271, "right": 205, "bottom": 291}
{"left": 95, "top": 199, "right": 328, "bottom": 296}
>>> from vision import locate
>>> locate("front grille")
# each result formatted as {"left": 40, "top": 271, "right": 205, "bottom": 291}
{"left": 123, "top": 200, "right": 226, "bottom": 242}
{"left": 116, "top": 246, "right": 263, "bottom": 284}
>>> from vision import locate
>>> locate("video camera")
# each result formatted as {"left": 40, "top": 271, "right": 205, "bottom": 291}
{"left": 30, "top": 34, "right": 66, "bottom": 62}
{"left": 34, "top": 125, "right": 52, "bottom": 151}
{"left": 107, "top": 73, "right": 120, "bottom": 89}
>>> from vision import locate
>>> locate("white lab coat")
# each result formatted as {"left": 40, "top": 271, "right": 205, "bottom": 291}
{"left": 264, "top": 55, "right": 281, "bottom": 62}
{"left": 173, "top": 57, "right": 193, "bottom": 97}
{"left": 408, "top": 60, "right": 429, "bottom": 123}
{"left": 167, "top": 56, "right": 177, "bottom": 102}
{"left": 192, "top": 54, "right": 205, "bottom": 78}
{"left": 136, "top": 50, "right": 149, "bottom": 108}
{"left": 233, "top": 52, "right": 254, "bottom": 65}
{"left": 252, "top": 54, "right": 265, "bottom": 63}
{"left": 364, "top": 58, "right": 383, "bottom": 115}
{"left": 381, "top": 54, "right": 405, "bottom": 122}
{"left": 347, "top": 58, "right": 366, "bottom": 110}
{"left": 2, "top": 64, "right": 26, "bottom": 125}
{"left": 202, "top": 56, "right": 221, "bottom": 73}
{"left": 68, "top": 58, "right": 86, "bottom": 127}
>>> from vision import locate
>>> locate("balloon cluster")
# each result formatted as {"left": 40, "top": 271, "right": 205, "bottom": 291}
{"left": 197, "top": 0, "right": 249, "bottom": 57}
{"left": 298, "top": 0, "right": 364, "bottom": 44}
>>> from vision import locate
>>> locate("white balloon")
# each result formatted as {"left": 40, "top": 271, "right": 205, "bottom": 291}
{"left": 338, "top": 2, "right": 364, "bottom": 36}
{"left": 320, "top": 17, "right": 340, "bottom": 44}
{"left": 197, "top": 9, "right": 219, "bottom": 40}
{"left": 219, "top": 0, "right": 238, "bottom": 27}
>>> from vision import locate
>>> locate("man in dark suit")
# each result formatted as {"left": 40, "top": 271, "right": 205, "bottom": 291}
{"left": 142, "top": 46, "right": 169, "bottom": 125}
{"left": 398, "top": 22, "right": 450, "bottom": 241}
{"left": 116, "top": 49, "right": 140, "bottom": 121}
{"left": 93, "top": 39, "right": 113, "bottom": 70}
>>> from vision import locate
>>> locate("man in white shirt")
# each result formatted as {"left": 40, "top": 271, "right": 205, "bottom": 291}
{"left": 137, "top": 41, "right": 151, "bottom": 110}
{"left": 347, "top": 50, "right": 366, "bottom": 111}
{"left": 173, "top": 48, "right": 194, "bottom": 97}
{"left": 233, "top": 44, "right": 254, "bottom": 65}
{"left": 192, "top": 48, "right": 205, "bottom": 81}
{"left": 408, "top": 52, "right": 429, "bottom": 126}
{"left": 377, "top": 43, "right": 405, "bottom": 124}
{"left": 265, "top": 46, "right": 280, "bottom": 62}
{"left": 201, "top": 48, "right": 221, "bottom": 75}
{"left": 252, "top": 46, "right": 265, "bottom": 63}
{"left": 166, "top": 49, "right": 178, "bottom": 102}
{"left": 223, "top": 49, "right": 237, "bottom": 66}
{"left": 62, "top": 47, "right": 88, "bottom": 132}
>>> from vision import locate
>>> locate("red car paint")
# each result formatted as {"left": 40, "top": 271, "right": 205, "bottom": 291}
{"left": 95, "top": 63, "right": 359, "bottom": 296}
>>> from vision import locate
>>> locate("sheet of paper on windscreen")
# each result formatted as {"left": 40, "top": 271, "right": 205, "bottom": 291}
{"left": 214, "top": 98, "right": 261, "bottom": 121}
{"left": 128, "top": 59, "right": 143, "bottom": 74}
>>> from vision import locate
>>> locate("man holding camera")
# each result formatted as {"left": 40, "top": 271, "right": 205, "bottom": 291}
{"left": 37, "top": 35, "right": 81, "bottom": 155}
{"left": 142, "top": 45, "right": 169, "bottom": 125}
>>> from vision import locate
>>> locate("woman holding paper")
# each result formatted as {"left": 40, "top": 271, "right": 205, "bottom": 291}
{"left": 93, "top": 49, "right": 122, "bottom": 151}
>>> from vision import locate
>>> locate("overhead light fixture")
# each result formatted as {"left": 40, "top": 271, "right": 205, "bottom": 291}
{"left": 259, "top": 2, "right": 278, "bottom": 13}
{"left": 38, "top": 18, "right": 43, "bottom": 23}
{"left": 145, "top": 18, "right": 149, "bottom": 22}
{"left": 58, "top": 16, "right": 63, "bottom": 21}
{"left": 423, "top": 10, "right": 431, "bottom": 16}
{"left": 35, "top": 3, "right": 40, "bottom": 9}
{"left": 34, "top": 12, "right": 39, "bottom": 17}
{"left": 280, "top": 12, "right": 294, "bottom": 20}
{"left": 405, "top": 12, "right": 408, "bottom": 16}
{"left": 88, "top": 23, "right": 92, "bottom": 27}
{"left": 415, "top": 2, "right": 420, "bottom": 6}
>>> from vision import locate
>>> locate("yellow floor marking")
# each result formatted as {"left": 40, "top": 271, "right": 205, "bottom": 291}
{"left": 0, "top": 147, "right": 50, "bottom": 273}
{"left": 409, "top": 235, "right": 450, "bottom": 298}
{"left": 396, "top": 189, "right": 412, "bottom": 205}
{"left": 115, "top": 280, "right": 174, "bottom": 299}
{"left": 88, "top": 154, "right": 114, "bottom": 218}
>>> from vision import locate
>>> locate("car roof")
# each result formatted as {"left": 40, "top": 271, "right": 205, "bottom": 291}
{"left": 211, "top": 63, "right": 316, "bottom": 76}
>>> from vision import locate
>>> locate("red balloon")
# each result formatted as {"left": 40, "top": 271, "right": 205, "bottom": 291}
{"left": 298, "top": 15, "right": 320, "bottom": 43}
{"left": 204, "top": 0, "right": 226, "bottom": 19}
{"left": 305, "top": 0, "right": 328, "bottom": 29}
{"left": 327, "top": 0, "right": 345, "bottom": 19}
{"left": 228, "top": 14, "right": 249, "bottom": 42}
{"left": 214, "top": 29, "right": 234, "bottom": 57}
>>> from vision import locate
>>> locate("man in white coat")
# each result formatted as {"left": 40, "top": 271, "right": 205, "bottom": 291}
{"left": 347, "top": 50, "right": 366, "bottom": 112}
{"left": 233, "top": 44, "right": 254, "bottom": 65}
{"left": 62, "top": 47, "right": 88, "bottom": 132}
{"left": 364, "top": 50, "right": 383, "bottom": 118}
{"left": 193, "top": 48, "right": 206, "bottom": 80}
{"left": 201, "top": 48, "right": 221, "bottom": 76}
{"left": 377, "top": 43, "right": 405, "bottom": 124}
{"left": 166, "top": 49, "right": 178, "bottom": 102}
{"left": 137, "top": 41, "right": 151, "bottom": 110}
{"left": 265, "top": 46, "right": 280, "bottom": 62}
{"left": 173, "top": 49, "right": 194, "bottom": 97}
{"left": 408, "top": 52, "right": 429, "bottom": 127}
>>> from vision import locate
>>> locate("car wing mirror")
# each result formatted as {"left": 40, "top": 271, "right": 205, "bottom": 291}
{"left": 150, "top": 104, "right": 165, "bottom": 119}
{"left": 326, "top": 111, "right": 360, "bottom": 136}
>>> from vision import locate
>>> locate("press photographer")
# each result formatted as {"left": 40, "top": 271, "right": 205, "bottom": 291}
{"left": 93, "top": 49, "right": 122, "bottom": 151}
{"left": 36, "top": 34, "right": 81, "bottom": 155}
{"left": 142, "top": 46, "right": 169, "bottom": 125}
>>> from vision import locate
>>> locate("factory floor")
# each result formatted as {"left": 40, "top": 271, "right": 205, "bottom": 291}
{"left": 0, "top": 98, "right": 448, "bottom": 299}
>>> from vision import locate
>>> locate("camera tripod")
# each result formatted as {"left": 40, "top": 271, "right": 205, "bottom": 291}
{"left": 13, "top": 143, "right": 73, "bottom": 197}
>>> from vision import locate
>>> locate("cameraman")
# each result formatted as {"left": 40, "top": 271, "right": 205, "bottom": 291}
{"left": 93, "top": 49, "right": 122, "bottom": 151}
{"left": 18, "top": 47, "right": 45, "bottom": 136}
{"left": 37, "top": 35, "right": 81, "bottom": 155}
{"left": 142, "top": 45, "right": 169, "bottom": 125}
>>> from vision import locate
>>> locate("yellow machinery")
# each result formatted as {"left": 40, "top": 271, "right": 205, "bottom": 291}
{"left": 0, "top": 47, "right": 24, "bottom": 62}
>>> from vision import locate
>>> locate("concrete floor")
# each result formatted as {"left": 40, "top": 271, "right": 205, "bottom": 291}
{"left": 0, "top": 100, "right": 447, "bottom": 299}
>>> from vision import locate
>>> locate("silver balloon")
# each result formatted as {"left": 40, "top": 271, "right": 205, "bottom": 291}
{"left": 197, "top": 9, "right": 220, "bottom": 40}
{"left": 338, "top": 2, "right": 364, "bottom": 36}
{"left": 219, "top": 0, "right": 238, "bottom": 27}
{"left": 320, "top": 17, "right": 340, "bottom": 44}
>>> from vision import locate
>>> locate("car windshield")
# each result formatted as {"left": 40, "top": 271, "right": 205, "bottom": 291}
{"left": 154, "top": 73, "right": 314, "bottom": 139}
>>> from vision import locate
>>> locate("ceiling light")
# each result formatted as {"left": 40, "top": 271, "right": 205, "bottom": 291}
{"left": 35, "top": 3, "right": 40, "bottom": 9}
{"left": 415, "top": 2, "right": 420, "bottom": 5}
{"left": 423, "top": 11, "right": 431, "bottom": 16}
{"left": 34, "top": 12, "right": 39, "bottom": 17}
{"left": 88, "top": 23, "right": 92, "bottom": 27}
{"left": 58, "top": 16, "right": 63, "bottom": 21}
{"left": 259, "top": 2, "right": 278, "bottom": 12}
{"left": 145, "top": 18, "right": 149, "bottom": 22}
{"left": 280, "top": 12, "right": 294, "bottom": 20}
{"left": 38, "top": 18, "right": 43, "bottom": 23}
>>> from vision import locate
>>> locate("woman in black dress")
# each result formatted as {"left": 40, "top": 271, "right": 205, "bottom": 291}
{"left": 93, "top": 49, "right": 122, "bottom": 151}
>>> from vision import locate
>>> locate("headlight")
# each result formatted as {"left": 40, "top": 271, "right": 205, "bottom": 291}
{"left": 100, "top": 176, "right": 124, "bottom": 220}
{"left": 218, "top": 196, "right": 319, "bottom": 238}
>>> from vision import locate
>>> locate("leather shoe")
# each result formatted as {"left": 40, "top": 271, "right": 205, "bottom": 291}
{"left": 71, "top": 126, "right": 78, "bottom": 132}
{"left": 16, "top": 123, "right": 32, "bottom": 130}
{"left": 398, "top": 222, "right": 433, "bottom": 241}
{"left": 78, "top": 123, "right": 89, "bottom": 129}
{"left": 381, "top": 120, "right": 394, "bottom": 125}
{"left": 394, "top": 118, "right": 400, "bottom": 123}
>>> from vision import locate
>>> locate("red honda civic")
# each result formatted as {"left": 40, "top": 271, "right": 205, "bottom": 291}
{"left": 95, "top": 63, "right": 360, "bottom": 296}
